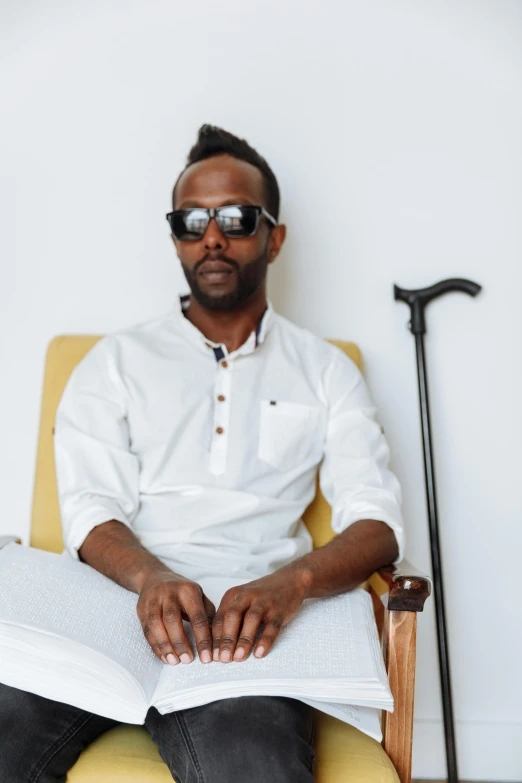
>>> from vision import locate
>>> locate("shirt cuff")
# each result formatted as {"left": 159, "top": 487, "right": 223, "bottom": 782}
{"left": 63, "top": 502, "right": 133, "bottom": 560}
{"left": 330, "top": 498, "right": 405, "bottom": 564}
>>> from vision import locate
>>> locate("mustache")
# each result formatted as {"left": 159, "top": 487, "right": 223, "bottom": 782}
{"left": 195, "top": 254, "right": 239, "bottom": 273}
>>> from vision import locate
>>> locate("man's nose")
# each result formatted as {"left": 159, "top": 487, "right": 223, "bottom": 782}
{"left": 203, "top": 217, "right": 229, "bottom": 250}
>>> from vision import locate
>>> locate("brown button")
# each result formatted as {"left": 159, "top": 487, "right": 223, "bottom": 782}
{"left": 216, "top": 426, "right": 224, "bottom": 435}
{"left": 217, "top": 395, "right": 226, "bottom": 402}
{"left": 221, "top": 360, "right": 228, "bottom": 368}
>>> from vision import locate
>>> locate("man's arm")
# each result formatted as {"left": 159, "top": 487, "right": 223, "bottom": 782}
{"left": 79, "top": 520, "right": 215, "bottom": 665}
{"left": 283, "top": 517, "right": 399, "bottom": 598}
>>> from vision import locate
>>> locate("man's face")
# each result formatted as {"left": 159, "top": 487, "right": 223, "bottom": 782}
{"left": 171, "top": 154, "right": 284, "bottom": 310}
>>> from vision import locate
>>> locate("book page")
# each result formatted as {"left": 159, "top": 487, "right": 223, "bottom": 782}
{"left": 0, "top": 544, "right": 161, "bottom": 700}
{"left": 0, "top": 624, "right": 149, "bottom": 723}
{"left": 153, "top": 588, "right": 385, "bottom": 705}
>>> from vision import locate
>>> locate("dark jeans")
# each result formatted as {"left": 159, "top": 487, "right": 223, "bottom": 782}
{"left": 0, "top": 683, "right": 315, "bottom": 782}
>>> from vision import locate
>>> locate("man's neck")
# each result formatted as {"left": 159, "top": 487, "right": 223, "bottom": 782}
{"left": 183, "top": 291, "right": 268, "bottom": 353}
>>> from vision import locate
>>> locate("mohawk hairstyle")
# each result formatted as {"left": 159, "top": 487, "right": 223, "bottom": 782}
{"left": 172, "top": 124, "right": 280, "bottom": 220}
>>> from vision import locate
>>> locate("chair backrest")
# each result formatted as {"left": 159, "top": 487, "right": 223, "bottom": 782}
{"left": 30, "top": 335, "right": 363, "bottom": 553}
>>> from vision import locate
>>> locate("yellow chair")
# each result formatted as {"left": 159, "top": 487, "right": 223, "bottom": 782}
{"left": 6, "top": 335, "right": 430, "bottom": 783}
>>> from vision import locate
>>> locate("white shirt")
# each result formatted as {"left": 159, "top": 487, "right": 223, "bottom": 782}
{"left": 54, "top": 294, "right": 404, "bottom": 605}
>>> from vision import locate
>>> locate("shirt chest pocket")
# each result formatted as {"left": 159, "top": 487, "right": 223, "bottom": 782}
{"left": 258, "top": 399, "right": 324, "bottom": 472}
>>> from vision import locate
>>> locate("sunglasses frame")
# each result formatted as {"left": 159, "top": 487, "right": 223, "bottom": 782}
{"left": 166, "top": 204, "right": 278, "bottom": 241}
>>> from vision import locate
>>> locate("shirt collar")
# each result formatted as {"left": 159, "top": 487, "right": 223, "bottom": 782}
{"left": 174, "top": 293, "right": 274, "bottom": 359}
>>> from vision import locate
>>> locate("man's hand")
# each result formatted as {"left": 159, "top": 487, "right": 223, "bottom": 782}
{"left": 211, "top": 569, "right": 311, "bottom": 663}
{"left": 137, "top": 568, "right": 216, "bottom": 665}
{"left": 210, "top": 519, "right": 399, "bottom": 664}
{"left": 78, "top": 520, "right": 217, "bottom": 666}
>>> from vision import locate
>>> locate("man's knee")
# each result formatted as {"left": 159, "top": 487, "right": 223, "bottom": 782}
{"left": 0, "top": 683, "right": 117, "bottom": 783}
{"left": 211, "top": 696, "right": 315, "bottom": 774}
{"left": 0, "top": 684, "right": 48, "bottom": 780}
{"left": 147, "top": 695, "right": 315, "bottom": 782}
{"left": 0, "top": 684, "right": 43, "bottom": 745}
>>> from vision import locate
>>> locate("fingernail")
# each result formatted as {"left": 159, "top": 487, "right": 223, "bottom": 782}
{"left": 200, "top": 650, "right": 211, "bottom": 663}
{"left": 166, "top": 653, "right": 179, "bottom": 665}
{"left": 233, "top": 647, "right": 245, "bottom": 660}
{"left": 180, "top": 653, "right": 192, "bottom": 664}
{"left": 213, "top": 648, "right": 220, "bottom": 661}
{"left": 161, "top": 655, "right": 168, "bottom": 664}
{"left": 220, "top": 649, "right": 231, "bottom": 662}
{"left": 254, "top": 646, "right": 265, "bottom": 658}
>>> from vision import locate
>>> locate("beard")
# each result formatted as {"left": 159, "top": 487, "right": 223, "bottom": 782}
{"left": 180, "top": 247, "right": 270, "bottom": 311}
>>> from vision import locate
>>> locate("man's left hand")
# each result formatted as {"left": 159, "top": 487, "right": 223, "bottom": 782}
{"left": 211, "top": 568, "right": 311, "bottom": 662}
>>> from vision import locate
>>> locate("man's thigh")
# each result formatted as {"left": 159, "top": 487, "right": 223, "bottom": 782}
{"left": 145, "top": 695, "right": 315, "bottom": 783}
{"left": 0, "top": 683, "right": 119, "bottom": 783}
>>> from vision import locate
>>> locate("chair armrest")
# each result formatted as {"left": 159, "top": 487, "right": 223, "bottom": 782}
{"left": 0, "top": 536, "right": 22, "bottom": 550}
{"left": 378, "top": 558, "right": 431, "bottom": 612}
{"left": 377, "top": 559, "right": 431, "bottom": 782}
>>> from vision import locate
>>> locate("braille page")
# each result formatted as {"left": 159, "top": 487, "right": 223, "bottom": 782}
{"left": 153, "top": 589, "right": 386, "bottom": 709}
{"left": 0, "top": 544, "right": 161, "bottom": 700}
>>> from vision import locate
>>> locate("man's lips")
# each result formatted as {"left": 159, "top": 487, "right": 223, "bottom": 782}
{"left": 199, "top": 260, "right": 235, "bottom": 274}
{"left": 198, "top": 260, "right": 236, "bottom": 283}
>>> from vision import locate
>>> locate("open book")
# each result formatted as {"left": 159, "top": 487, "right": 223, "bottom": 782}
{"left": 0, "top": 543, "right": 392, "bottom": 742}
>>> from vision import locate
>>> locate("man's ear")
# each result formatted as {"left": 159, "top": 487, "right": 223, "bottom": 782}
{"left": 268, "top": 224, "right": 286, "bottom": 264}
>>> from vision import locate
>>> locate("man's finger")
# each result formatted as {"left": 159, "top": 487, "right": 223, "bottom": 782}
{"left": 252, "top": 615, "right": 284, "bottom": 659}
{"left": 211, "top": 610, "right": 223, "bottom": 661}
{"left": 160, "top": 601, "right": 195, "bottom": 663}
{"left": 215, "top": 599, "right": 245, "bottom": 662}
{"left": 139, "top": 604, "right": 182, "bottom": 664}
{"left": 211, "top": 597, "right": 235, "bottom": 661}
{"left": 185, "top": 596, "right": 214, "bottom": 664}
{"left": 202, "top": 593, "right": 216, "bottom": 622}
{"left": 232, "top": 606, "right": 264, "bottom": 661}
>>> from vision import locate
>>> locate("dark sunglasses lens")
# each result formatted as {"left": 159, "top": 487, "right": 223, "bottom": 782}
{"left": 171, "top": 209, "right": 209, "bottom": 240}
{"left": 217, "top": 206, "right": 259, "bottom": 237}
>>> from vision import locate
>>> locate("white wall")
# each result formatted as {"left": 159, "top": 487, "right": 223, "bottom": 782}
{"left": 2, "top": 1, "right": 521, "bottom": 778}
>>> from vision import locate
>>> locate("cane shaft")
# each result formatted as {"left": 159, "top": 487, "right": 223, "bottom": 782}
{"left": 415, "top": 333, "right": 459, "bottom": 783}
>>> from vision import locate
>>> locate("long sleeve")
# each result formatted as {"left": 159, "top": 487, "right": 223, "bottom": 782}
{"left": 319, "top": 349, "right": 405, "bottom": 563}
{"left": 53, "top": 336, "right": 140, "bottom": 560}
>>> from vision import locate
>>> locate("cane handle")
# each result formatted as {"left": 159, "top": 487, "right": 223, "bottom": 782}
{"left": 394, "top": 277, "right": 482, "bottom": 334}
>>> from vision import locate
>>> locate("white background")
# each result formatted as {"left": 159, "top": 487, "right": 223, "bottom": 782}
{"left": 1, "top": 1, "right": 521, "bottom": 779}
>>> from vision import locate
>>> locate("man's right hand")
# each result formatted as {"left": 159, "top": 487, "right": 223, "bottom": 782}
{"left": 136, "top": 568, "right": 216, "bottom": 665}
{"left": 77, "top": 520, "right": 216, "bottom": 665}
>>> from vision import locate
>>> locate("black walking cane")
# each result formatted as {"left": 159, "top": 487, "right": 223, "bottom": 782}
{"left": 394, "top": 278, "right": 482, "bottom": 783}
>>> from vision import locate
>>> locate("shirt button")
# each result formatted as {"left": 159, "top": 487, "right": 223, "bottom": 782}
{"left": 221, "top": 360, "right": 228, "bottom": 368}
{"left": 217, "top": 395, "right": 226, "bottom": 402}
{"left": 216, "top": 426, "right": 224, "bottom": 435}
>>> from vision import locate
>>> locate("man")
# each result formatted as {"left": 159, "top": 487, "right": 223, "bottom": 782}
{"left": 0, "top": 125, "right": 403, "bottom": 782}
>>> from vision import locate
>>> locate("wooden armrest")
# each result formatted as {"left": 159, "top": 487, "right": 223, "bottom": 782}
{"left": 378, "top": 558, "right": 431, "bottom": 612}
{"left": 377, "top": 559, "right": 432, "bottom": 782}
{"left": 0, "top": 536, "right": 22, "bottom": 550}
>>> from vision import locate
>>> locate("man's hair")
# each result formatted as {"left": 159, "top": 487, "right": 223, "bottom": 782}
{"left": 172, "top": 124, "right": 280, "bottom": 220}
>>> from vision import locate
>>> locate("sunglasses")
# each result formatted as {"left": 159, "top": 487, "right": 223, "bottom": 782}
{"left": 166, "top": 205, "right": 278, "bottom": 241}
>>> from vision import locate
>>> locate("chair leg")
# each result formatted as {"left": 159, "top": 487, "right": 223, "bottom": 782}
{"left": 382, "top": 610, "right": 417, "bottom": 783}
